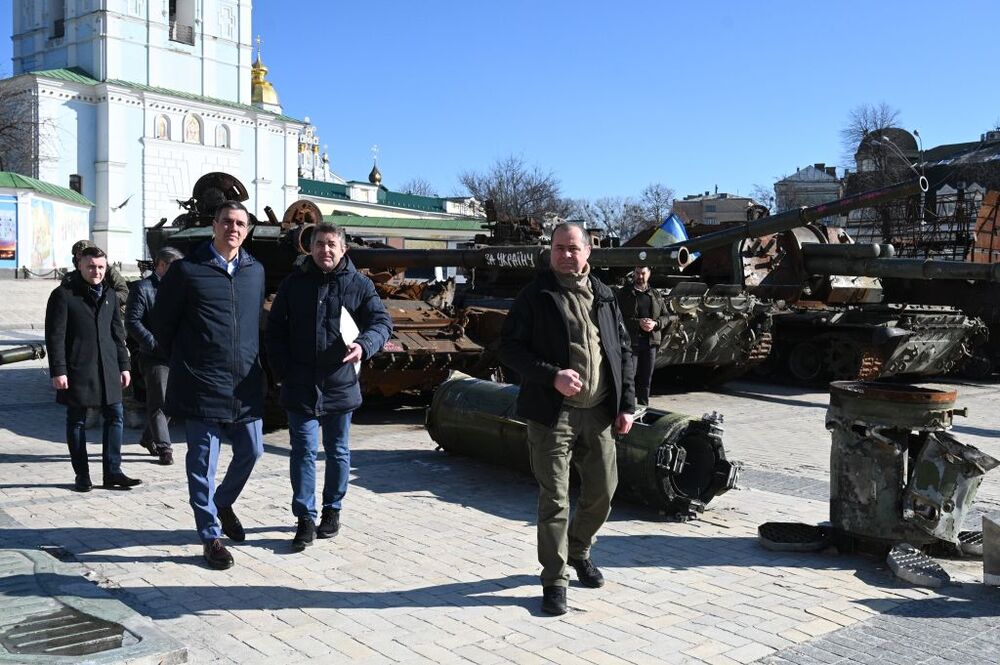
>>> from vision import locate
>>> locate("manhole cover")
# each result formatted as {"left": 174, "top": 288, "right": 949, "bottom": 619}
{"left": 0, "top": 606, "right": 126, "bottom": 656}
{"left": 757, "top": 522, "right": 829, "bottom": 552}
{"left": 887, "top": 543, "right": 950, "bottom": 587}
{"left": 958, "top": 530, "right": 983, "bottom": 557}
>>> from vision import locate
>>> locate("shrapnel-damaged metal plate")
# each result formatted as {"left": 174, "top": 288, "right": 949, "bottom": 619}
{"left": 958, "top": 530, "right": 984, "bottom": 557}
{"left": 887, "top": 543, "right": 950, "bottom": 587}
{"left": 757, "top": 522, "right": 830, "bottom": 552}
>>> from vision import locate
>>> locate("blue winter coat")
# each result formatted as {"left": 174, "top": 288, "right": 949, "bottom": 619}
{"left": 265, "top": 255, "right": 392, "bottom": 416}
{"left": 151, "top": 241, "right": 266, "bottom": 423}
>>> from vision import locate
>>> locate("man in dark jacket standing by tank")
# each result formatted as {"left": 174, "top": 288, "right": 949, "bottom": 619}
{"left": 265, "top": 222, "right": 392, "bottom": 552}
{"left": 499, "top": 222, "right": 635, "bottom": 616}
{"left": 125, "top": 246, "right": 183, "bottom": 465}
{"left": 152, "top": 201, "right": 265, "bottom": 570}
{"left": 45, "top": 246, "right": 141, "bottom": 492}
{"left": 616, "top": 266, "right": 671, "bottom": 407}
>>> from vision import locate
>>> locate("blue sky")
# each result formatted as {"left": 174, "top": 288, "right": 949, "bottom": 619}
{"left": 2, "top": 0, "right": 998, "bottom": 202}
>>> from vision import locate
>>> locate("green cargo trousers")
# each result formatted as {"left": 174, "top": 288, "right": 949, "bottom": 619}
{"left": 527, "top": 406, "right": 618, "bottom": 588}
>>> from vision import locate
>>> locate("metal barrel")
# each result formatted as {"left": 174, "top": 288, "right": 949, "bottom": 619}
{"left": 679, "top": 177, "right": 928, "bottom": 255}
{"left": 803, "top": 256, "right": 1000, "bottom": 282}
{"left": 0, "top": 344, "right": 46, "bottom": 365}
{"left": 348, "top": 245, "right": 691, "bottom": 272}
{"left": 800, "top": 242, "right": 889, "bottom": 259}
{"left": 425, "top": 374, "right": 737, "bottom": 519}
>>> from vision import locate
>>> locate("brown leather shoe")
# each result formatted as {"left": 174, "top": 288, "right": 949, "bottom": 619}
{"left": 203, "top": 538, "right": 234, "bottom": 570}
{"left": 158, "top": 450, "right": 174, "bottom": 466}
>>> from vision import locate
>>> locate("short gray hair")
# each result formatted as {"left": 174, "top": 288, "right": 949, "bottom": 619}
{"left": 155, "top": 246, "right": 184, "bottom": 265}
{"left": 552, "top": 222, "right": 587, "bottom": 243}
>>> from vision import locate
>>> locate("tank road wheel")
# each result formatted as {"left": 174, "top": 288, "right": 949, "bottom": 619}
{"left": 787, "top": 341, "right": 824, "bottom": 384}
{"left": 825, "top": 339, "right": 865, "bottom": 380}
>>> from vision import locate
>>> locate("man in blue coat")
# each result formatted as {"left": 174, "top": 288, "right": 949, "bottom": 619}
{"left": 153, "top": 201, "right": 265, "bottom": 570}
{"left": 265, "top": 222, "right": 392, "bottom": 551}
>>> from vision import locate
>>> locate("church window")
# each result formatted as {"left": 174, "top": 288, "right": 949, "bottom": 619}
{"left": 169, "top": 0, "right": 195, "bottom": 45}
{"left": 183, "top": 114, "right": 202, "bottom": 144}
{"left": 51, "top": 0, "right": 65, "bottom": 39}
{"left": 215, "top": 124, "right": 230, "bottom": 149}
{"left": 154, "top": 114, "right": 170, "bottom": 140}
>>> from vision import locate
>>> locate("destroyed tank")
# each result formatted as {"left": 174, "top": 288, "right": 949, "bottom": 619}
{"left": 674, "top": 177, "right": 986, "bottom": 383}
{"left": 0, "top": 344, "right": 46, "bottom": 366}
{"left": 144, "top": 172, "right": 493, "bottom": 405}
{"left": 349, "top": 213, "right": 772, "bottom": 387}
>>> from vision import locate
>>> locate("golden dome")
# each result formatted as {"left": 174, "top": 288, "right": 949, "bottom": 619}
{"left": 250, "top": 37, "right": 281, "bottom": 108}
{"left": 368, "top": 162, "right": 382, "bottom": 185}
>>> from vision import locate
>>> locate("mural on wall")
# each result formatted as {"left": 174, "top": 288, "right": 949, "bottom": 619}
{"left": 0, "top": 196, "right": 16, "bottom": 264}
{"left": 56, "top": 206, "right": 90, "bottom": 267}
{"left": 30, "top": 198, "right": 54, "bottom": 269}
{"left": 27, "top": 199, "right": 91, "bottom": 270}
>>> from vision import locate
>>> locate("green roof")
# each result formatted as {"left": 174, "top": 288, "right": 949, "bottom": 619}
{"left": 0, "top": 172, "right": 94, "bottom": 206}
{"left": 27, "top": 67, "right": 303, "bottom": 123}
{"left": 326, "top": 214, "right": 485, "bottom": 232}
{"left": 300, "top": 178, "right": 459, "bottom": 214}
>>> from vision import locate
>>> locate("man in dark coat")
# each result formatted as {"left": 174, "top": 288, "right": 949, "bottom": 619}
{"left": 125, "top": 246, "right": 183, "bottom": 466}
{"left": 45, "top": 246, "right": 141, "bottom": 492}
{"left": 152, "top": 201, "right": 265, "bottom": 570}
{"left": 615, "top": 266, "right": 671, "bottom": 406}
{"left": 265, "top": 222, "right": 392, "bottom": 551}
{"left": 499, "top": 222, "right": 635, "bottom": 616}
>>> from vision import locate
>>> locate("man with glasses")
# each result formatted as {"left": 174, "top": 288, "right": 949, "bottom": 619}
{"left": 153, "top": 201, "right": 265, "bottom": 570}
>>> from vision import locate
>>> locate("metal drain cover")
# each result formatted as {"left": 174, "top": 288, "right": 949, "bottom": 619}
{"left": 758, "top": 522, "right": 829, "bottom": 552}
{"left": 0, "top": 606, "right": 125, "bottom": 656}
{"left": 958, "top": 530, "right": 983, "bottom": 557}
{"left": 887, "top": 543, "right": 950, "bottom": 587}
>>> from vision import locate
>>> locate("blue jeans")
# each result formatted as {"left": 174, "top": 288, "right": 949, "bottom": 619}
{"left": 287, "top": 410, "right": 352, "bottom": 521}
{"left": 66, "top": 403, "right": 124, "bottom": 479}
{"left": 184, "top": 418, "right": 264, "bottom": 543}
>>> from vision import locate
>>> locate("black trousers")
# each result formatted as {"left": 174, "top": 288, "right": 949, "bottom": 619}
{"left": 141, "top": 360, "right": 172, "bottom": 451}
{"left": 633, "top": 337, "right": 657, "bottom": 406}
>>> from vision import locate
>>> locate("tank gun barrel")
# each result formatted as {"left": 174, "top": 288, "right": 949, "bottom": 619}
{"left": 0, "top": 343, "right": 46, "bottom": 366}
{"left": 801, "top": 242, "right": 894, "bottom": 259}
{"left": 679, "top": 177, "right": 928, "bottom": 255}
{"left": 348, "top": 245, "right": 691, "bottom": 271}
{"left": 803, "top": 256, "right": 1000, "bottom": 282}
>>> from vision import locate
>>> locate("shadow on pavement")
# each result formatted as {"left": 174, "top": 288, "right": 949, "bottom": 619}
{"left": 0, "top": 572, "right": 543, "bottom": 617}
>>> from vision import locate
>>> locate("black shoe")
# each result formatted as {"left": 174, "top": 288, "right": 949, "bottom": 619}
{"left": 216, "top": 504, "right": 246, "bottom": 542}
{"left": 541, "top": 586, "right": 567, "bottom": 615}
{"left": 203, "top": 538, "right": 234, "bottom": 570}
{"left": 138, "top": 439, "right": 158, "bottom": 456}
{"left": 102, "top": 473, "right": 142, "bottom": 490}
{"left": 291, "top": 517, "right": 316, "bottom": 552}
{"left": 158, "top": 450, "right": 174, "bottom": 466}
{"left": 317, "top": 508, "right": 340, "bottom": 539}
{"left": 74, "top": 475, "right": 92, "bottom": 492}
{"left": 568, "top": 557, "right": 605, "bottom": 588}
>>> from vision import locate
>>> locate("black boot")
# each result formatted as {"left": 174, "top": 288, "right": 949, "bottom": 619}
{"left": 568, "top": 557, "right": 605, "bottom": 588}
{"left": 291, "top": 517, "right": 316, "bottom": 552}
{"left": 541, "top": 586, "right": 567, "bottom": 615}
{"left": 317, "top": 508, "right": 340, "bottom": 539}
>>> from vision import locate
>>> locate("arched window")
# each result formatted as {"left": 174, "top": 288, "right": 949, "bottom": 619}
{"left": 183, "top": 114, "right": 202, "bottom": 144}
{"left": 154, "top": 114, "right": 170, "bottom": 140}
{"left": 215, "top": 124, "right": 230, "bottom": 149}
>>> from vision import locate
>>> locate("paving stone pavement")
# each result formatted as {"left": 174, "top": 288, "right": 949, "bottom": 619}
{"left": 2, "top": 276, "right": 1000, "bottom": 664}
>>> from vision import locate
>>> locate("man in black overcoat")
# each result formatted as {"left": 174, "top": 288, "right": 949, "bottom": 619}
{"left": 45, "top": 246, "right": 141, "bottom": 492}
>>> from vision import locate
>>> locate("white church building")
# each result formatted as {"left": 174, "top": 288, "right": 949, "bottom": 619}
{"left": 3, "top": 1, "right": 483, "bottom": 271}
{"left": 6, "top": 0, "right": 303, "bottom": 267}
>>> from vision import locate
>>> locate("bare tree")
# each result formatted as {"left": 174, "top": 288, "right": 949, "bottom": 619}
{"left": 459, "top": 155, "right": 571, "bottom": 222}
{"left": 839, "top": 102, "right": 902, "bottom": 168}
{"left": 749, "top": 183, "right": 775, "bottom": 213}
{"left": 398, "top": 177, "right": 438, "bottom": 197}
{"left": 0, "top": 77, "right": 47, "bottom": 175}
{"left": 570, "top": 196, "right": 650, "bottom": 242}
{"left": 637, "top": 183, "right": 675, "bottom": 225}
